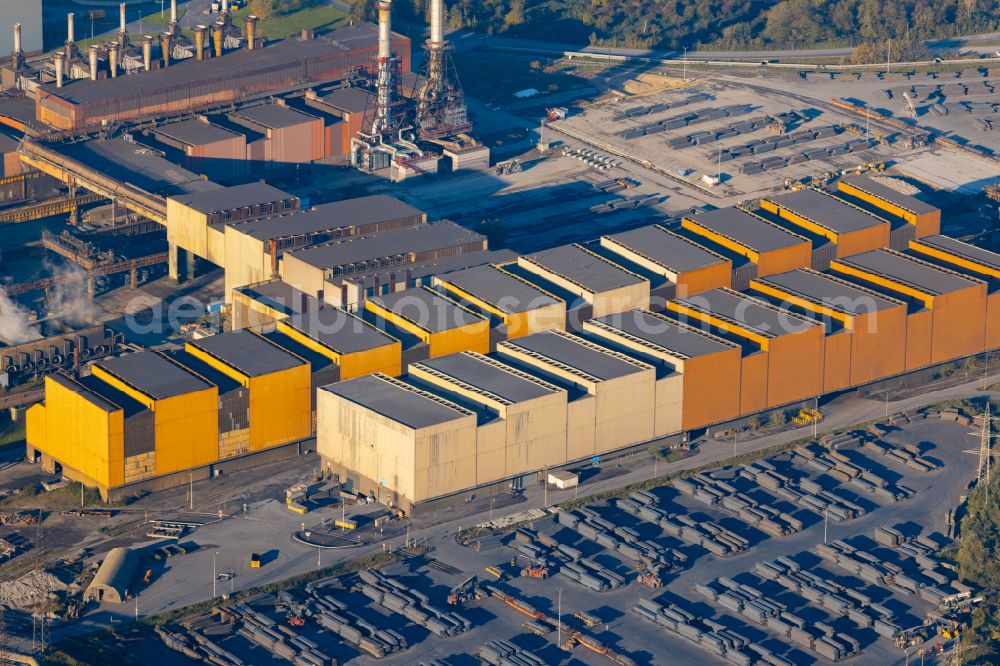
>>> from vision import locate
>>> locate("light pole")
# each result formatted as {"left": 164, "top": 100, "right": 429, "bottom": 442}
{"left": 490, "top": 496, "right": 495, "bottom": 523}
{"left": 823, "top": 507, "right": 829, "bottom": 543}
{"left": 212, "top": 551, "right": 218, "bottom": 598}
{"left": 813, "top": 397, "right": 819, "bottom": 439}
{"left": 683, "top": 47, "right": 688, "bottom": 81}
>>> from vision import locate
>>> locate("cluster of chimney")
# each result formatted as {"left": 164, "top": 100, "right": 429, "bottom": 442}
{"left": 36, "top": 1, "right": 260, "bottom": 89}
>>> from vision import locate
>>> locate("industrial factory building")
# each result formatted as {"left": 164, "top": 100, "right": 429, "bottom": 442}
{"left": 830, "top": 248, "right": 987, "bottom": 367}
{"left": 681, "top": 207, "right": 813, "bottom": 278}
{"left": 749, "top": 269, "right": 908, "bottom": 390}
{"left": 27, "top": 325, "right": 350, "bottom": 498}
{"left": 598, "top": 225, "right": 733, "bottom": 297}
{"left": 33, "top": 24, "right": 412, "bottom": 131}
{"left": 164, "top": 187, "right": 425, "bottom": 296}
{"left": 364, "top": 286, "right": 491, "bottom": 360}
{"left": 313, "top": 184, "right": 1000, "bottom": 512}
{"left": 515, "top": 244, "right": 651, "bottom": 319}
{"left": 837, "top": 176, "right": 941, "bottom": 238}
{"left": 433, "top": 264, "right": 567, "bottom": 340}
{"left": 759, "top": 188, "right": 891, "bottom": 258}
{"left": 281, "top": 220, "right": 487, "bottom": 301}
{"left": 25, "top": 181, "right": 1000, "bottom": 510}
{"left": 668, "top": 288, "right": 826, "bottom": 412}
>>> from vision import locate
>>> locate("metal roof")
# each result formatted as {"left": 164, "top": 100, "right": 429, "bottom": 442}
{"left": 76, "top": 374, "right": 149, "bottom": 417}
{"left": 284, "top": 308, "right": 398, "bottom": 355}
{"left": 57, "top": 138, "right": 222, "bottom": 196}
{"left": 686, "top": 207, "right": 808, "bottom": 253}
{"left": 414, "top": 352, "right": 560, "bottom": 404}
{"left": 838, "top": 249, "right": 982, "bottom": 295}
{"left": 85, "top": 547, "right": 139, "bottom": 604}
{"left": 522, "top": 244, "right": 647, "bottom": 293}
{"left": 603, "top": 225, "right": 728, "bottom": 275}
{"left": 500, "top": 329, "right": 651, "bottom": 382}
{"left": 285, "top": 221, "right": 481, "bottom": 270}
{"left": 915, "top": 235, "right": 1000, "bottom": 271}
{"left": 233, "top": 195, "right": 422, "bottom": 241}
{"left": 155, "top": 118, "right": 243, "bottom": 146}
{"left": 97, "top": 351, "right": 214, "bottom": 400}
{"left": 231, "top": 104, "right": 320, "bottom": 129}
{"left": 677, "top": 288, "right": 820, "bottom": 337}
{"left": 322, "top": 373, "right": 473, "bottom": 430}
{"left": 40, "top": 24, "right": 385, "bottom": 104}
{"left": 766, "top": 189, "right": 888, "bottom": 234}
{"left": 169, "top": 182, "right": 294, "bottom": 214}
{"left": 841, "top": 175, "right": 938, "bottom": 215}
{"left": 439, "top": 264, "right": 561, "bottom": 313}
{"left": 188, "top": 330, "right": 305, "bottom": 377}
{"left": 759, "top": 269, "right": 903, "bottom": 313}
{"left": 167, "top": 350, "right": 242, "bottom": 394}
{"left": 369, "top": 287, "right": 485, "bottom": 333}
{"left": 589, "top": 310, "right": 737, "bottom": 358}
{"left": 233, "top": 279, "right": 311, "bottom": 317}
{"left": 318, "top": 87, "right": 373, "bottom": 114}
{"left": 48, "top": 373, "right": 118, "bottom": 413}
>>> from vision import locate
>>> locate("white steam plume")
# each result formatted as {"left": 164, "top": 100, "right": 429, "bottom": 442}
{"left": 0, "top": 287, "right": 41, "bottom": 345}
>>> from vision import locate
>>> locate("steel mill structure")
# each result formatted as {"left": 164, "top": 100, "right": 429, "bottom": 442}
{"left": 24, "top": 177, "right": 1000, "bottom": 511}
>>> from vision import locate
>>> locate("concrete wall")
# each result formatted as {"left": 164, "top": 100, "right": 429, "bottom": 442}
{"left": 280, "top": 252, "right": 326, "bottom": 299}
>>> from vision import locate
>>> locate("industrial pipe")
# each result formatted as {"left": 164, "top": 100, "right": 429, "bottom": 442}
{"left": 193, "top": 25, "right": 206, "bottom": 60}
{"left": 160, "top": 33, "right": 172, "bottom": 67}
{"left": 212, "top": 22, "right": 224, "bottom": 57}
{"left": 245, "top": 15, "right": 257, "bottom": 50}
{"left": 67, "top": 13, "right": 75, "bottom": 45}
{"left": 142, "top": 35, "right": 153, "bottom": 71}
{"left": 430, "top": 0, "right": 443, "bottom": 45}
{"left": 13, "top": 23, "right": 21, "bottom": 54}
{"left": 54, "top": 52, "right": 65, "bottom": 88}
{"left": 377, "top": 0, "right": 392, "bottom": 60}
{"left": 88, "top": 45, "right": 99, "bottom": 81}
{"left": 108, "top": 43, "right": 119, "bottom": 77}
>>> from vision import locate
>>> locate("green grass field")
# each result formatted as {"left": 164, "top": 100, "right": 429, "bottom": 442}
{"left": 0, "top": 419, "right": 25, "bottom": 449}
{"left": 232, "top": 4, "right": 349, "bottom": 40}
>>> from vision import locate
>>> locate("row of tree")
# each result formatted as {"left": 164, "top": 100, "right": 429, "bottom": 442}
{"left": 347, "top": 0, "right": 1000, "bottom": 51}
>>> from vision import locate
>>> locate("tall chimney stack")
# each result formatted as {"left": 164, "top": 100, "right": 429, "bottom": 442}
{"left": 108, "top": 42, "right": 119, "bottom": 77}
{"left": 377, "top": 0, "right": 392, "bottom": 61}
{"left": 212, "top": 22, "right": 224, "bottom": 58}
{"left": 160, "top": 33, "right": 172, "bottom": 67}
{"left": 142, "top": 35, "right": 153, "bottom": 71}
{"left": 88, "top": 45, "right": 99, "bottom": 81}
{"left": 245, "top": 15, "right": 257, "bottom": 50}
{"left": 170, "top": 0, "right": 178, "bottom": 24}
{"left": 54, "top": 52, "right": 65, "bottom": 88}
{"left": 11, "top": 24, "right": 24, "bottom": 69}
{"left": 430, "top": 0, "right": 443, "bottom": 45}
{"left": 221, "top": 0, "right": 229, "bottom": 14}
{"left": 118, "top": 3, "right": 128, "bottom": 48}
{"left": 193, "top": 25, "right": 206, "bottom": 60}
{"left": 66, "top": 13, "right": 77, "bottom": 57}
